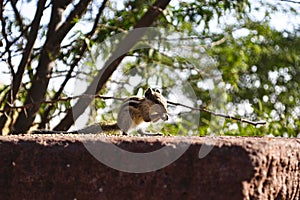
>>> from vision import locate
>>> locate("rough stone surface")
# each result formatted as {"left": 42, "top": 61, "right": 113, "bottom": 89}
{"left": 0, "top": 135, "right": 299, "bottom": 200}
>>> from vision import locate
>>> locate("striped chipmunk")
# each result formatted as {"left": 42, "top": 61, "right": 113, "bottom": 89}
{"left": 32, "top": 88, "right": 168, "bottom": 135}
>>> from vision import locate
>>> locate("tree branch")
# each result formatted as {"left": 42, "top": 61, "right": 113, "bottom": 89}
{"left": 167, "top": 101, "right": 266, "bottom": 126}
{"left": 0, "top": 94, "right": 125, "bottom": 113}
{"left": 279, "top": 0, "right": 300, "bottom": 4}
{"left": 54, "top": 0, "right": 93, "bottom": 43}
{"left": 10, "top": 0, "right": 27, "bottom": 38}
{"left": 0, "top": 1, "right": 14, "bottom": 75}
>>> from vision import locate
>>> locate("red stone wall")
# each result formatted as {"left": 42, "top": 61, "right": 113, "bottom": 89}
{"left": 0, "top": 135, "right": 299, "bottom": 199}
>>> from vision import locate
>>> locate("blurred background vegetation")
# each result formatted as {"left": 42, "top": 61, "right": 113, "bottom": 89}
{"left": 0, "top": 0, "right": 299, "bottom": 137}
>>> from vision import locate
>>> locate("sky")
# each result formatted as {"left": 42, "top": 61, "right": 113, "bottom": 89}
{"left": 1, "top": 0, "right": 300, "bottom": 86}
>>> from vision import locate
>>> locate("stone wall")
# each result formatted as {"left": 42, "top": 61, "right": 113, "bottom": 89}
{"left": 0, "top": 135, "right": 299, "bottom": 199}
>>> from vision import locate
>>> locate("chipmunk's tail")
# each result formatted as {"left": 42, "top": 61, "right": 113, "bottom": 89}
{"left": 72, "top": 123, "right": 120, "bottom": 134}
{"left": 30, "top": 130, "right": 69, "bottom": 134}
{"left": 30, "top": 123, "right": 120, "bottom": 134}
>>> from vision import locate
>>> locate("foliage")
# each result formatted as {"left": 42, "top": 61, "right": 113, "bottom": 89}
{"left": 205, "top": 15, "right": 300, "bottom": 137}
{"left": 0, "top": 0, "right": 299, "bottom": 137}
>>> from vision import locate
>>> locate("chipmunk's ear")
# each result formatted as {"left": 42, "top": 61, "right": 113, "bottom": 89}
{"left": 145, "top": 88, "right": 153, "bottom": 98}
{"left": 153, "top": 88, "right": 161, "bottom": 93}
{"left": 145, "top": 88, "right": 159, "bottom": 98}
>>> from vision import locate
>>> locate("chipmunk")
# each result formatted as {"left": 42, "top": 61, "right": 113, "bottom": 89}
{"left": 31, "top": 88, "right": 168, "bottom": 135}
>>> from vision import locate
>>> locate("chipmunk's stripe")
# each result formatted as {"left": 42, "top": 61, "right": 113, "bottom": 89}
{"left": 121, "top": 97, "right": 142, "bottom": 109}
